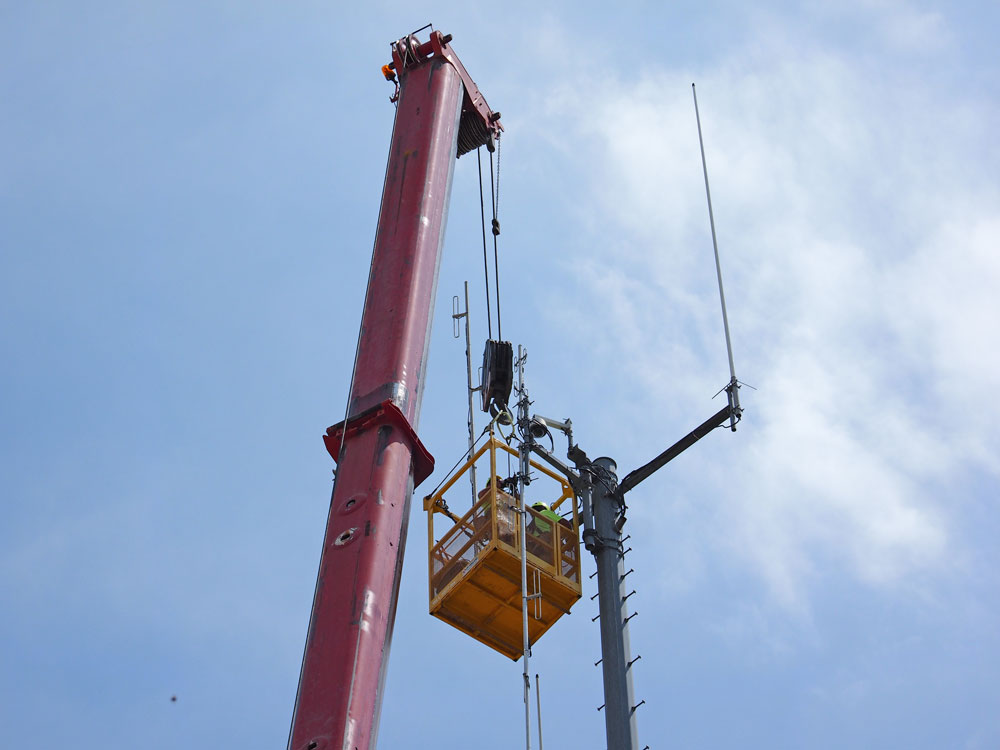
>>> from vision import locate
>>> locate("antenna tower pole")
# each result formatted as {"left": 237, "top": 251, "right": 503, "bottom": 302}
{"left": 590, "top": 457, "right": 637, "bottom": 750}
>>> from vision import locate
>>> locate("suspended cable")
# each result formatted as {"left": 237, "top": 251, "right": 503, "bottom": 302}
{"left": 477, "top": 148, "right": 494, "bottom": 340}
{"left": 286, "top": 86, "right": 400, "bottom": 750}
{"left": 337, "top": 101, "right": 400, "bottom": 474}
{"left": 494, "top": 133, "right": 502, "bottom": 212}
{"left": 489, "top": 143, "right": 502, "bottom": 341}
{"left": 424, "top": 423, "right": 492, "bottom": 499}
{"left": 424, "top": 408, "right": 514, "bottom": 499}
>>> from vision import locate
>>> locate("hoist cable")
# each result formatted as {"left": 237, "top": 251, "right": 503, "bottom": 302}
{"left": 489, "top": 144, "right": 502, "bottom": 342}
{"left": 424, "top": 410, "right": 514, "bottom": 499}
{"left": 493, "top": 136, "right": 502, "bottom": 214}
{"left": 286, "top": 87, "right": 400, "bottom": 750}
{"left": 424, "top": 423, "right": 492, "bottom": 499}
{"left": 477, "top": 148, "right": 494, "bottom": 340}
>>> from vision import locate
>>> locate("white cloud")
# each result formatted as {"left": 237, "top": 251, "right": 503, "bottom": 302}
{"left": 523, "top": 11, "right": 998, "bottom": 609}
{"left": 857, "top": 0, "right": 953, "bottom": 51}
{"left": 804, "top": 0, "right": 954, "bottom": 53}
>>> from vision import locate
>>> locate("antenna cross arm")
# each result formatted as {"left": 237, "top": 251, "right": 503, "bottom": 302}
{"left": 528, "top": 442, "right": 583, "bottom": 490}
{"left": 617, "top": 404, "right": 734, "bottom": 495}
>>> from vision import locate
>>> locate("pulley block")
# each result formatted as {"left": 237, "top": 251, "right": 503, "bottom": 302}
{"left": 481, "top": 339, "right": 513, "bottom": 416}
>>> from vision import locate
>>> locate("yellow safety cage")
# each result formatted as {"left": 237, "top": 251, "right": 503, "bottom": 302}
{"left": 423, "top": 433, "right": 582, "bottom": 659}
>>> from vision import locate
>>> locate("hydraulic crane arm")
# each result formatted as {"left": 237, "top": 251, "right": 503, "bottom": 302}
{"left": 287, "top": 30, "right": 501, "bottom": 750}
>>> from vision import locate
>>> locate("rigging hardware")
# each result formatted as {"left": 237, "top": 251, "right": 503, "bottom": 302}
{"left": 490, "top": 143, "right": 503, "bottom": 340}
{"left": 481, "top": 338, "right": 514, "bottom": 416}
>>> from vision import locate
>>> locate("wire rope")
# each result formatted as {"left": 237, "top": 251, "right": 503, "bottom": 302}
{"left": 477, "top": 148, "right": 494, "bottom": 340}
{"left": 286, "top": 83, "right": 400, "bottom": 750}
{"left": 424, "top": 409, "right": 514, "bottom": 498}
{"left": 424, "top": 423, "right": 492, "bottom": 498}
{"left": 489, "top": 144, "right": 502, "bottom": 341}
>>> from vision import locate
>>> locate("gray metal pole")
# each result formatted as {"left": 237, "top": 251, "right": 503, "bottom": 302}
{"left": 591, "top": 457, "right": 634, "bottom": 750}
{"left": 618, "top": 551, "right": 640, "bottom": 750}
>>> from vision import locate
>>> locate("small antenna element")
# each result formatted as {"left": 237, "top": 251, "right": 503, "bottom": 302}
{"left": 692, "top": 83, "right": 742, "bottom": 429}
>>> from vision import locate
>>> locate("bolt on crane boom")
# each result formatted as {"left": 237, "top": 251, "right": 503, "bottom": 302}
{"left": 286, "top": 29, "right": 502, "bottom": 750}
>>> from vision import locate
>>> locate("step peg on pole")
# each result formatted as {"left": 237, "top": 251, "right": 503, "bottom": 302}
{"left": 623, "top": 611, "right": 638, "bottom": 626}
{"left": 597, "top": 704, "right": 605, "bottom": 712}
{"left": 622, "top": 589, "right": 636, "bottom": 603}
{"left": 620, "top": 568, "right": 634, "bottom": 582}
{"left": 630, "top": 699, "right": 645, "bottom": 715}
{"left": 627, "top": 654, "right": 642, "bottom": 669}
{"left": 594, "top": 658, "right": 603, "bottom": 666}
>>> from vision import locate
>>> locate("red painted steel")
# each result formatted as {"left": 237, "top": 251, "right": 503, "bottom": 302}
{"left": 322, "top": 400, "right": 435, "bottom": 488}
{"left": 288, "top": 31, "right": 500, "bottom": 750}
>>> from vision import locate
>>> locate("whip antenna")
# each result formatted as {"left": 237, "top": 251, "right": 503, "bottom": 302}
{"left": 692, "top": 83, "right": 741, "bottom": 429}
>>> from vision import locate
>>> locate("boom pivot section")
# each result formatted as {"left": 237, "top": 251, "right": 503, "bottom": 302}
{"left": 387, "top": 30, "right": 504, "bottom": 156}
{"left": 287, "top": 29, "right": 502, "bottom": 750}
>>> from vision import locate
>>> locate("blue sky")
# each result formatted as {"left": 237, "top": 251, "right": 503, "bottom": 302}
{"left": 2, "top": 2, "right": 998, "bottom": 748}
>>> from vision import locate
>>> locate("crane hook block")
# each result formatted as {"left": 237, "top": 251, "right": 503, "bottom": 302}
{"left": 481, "top": 339, "right": 513, "bottom": 416}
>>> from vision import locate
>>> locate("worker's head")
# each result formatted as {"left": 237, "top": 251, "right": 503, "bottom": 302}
{"left": 531, "top": 501, "right": 549, "bottom": 512}
{"left": 486, "top": 475, "right": 502, "bottom": 487}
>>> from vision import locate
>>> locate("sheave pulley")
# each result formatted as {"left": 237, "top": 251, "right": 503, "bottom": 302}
{"left": 481, "top": 339, "right": 513, "bottom": 419}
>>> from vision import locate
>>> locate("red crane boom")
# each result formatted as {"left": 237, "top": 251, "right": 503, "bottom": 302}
{"left": 287, "top": 30, "right": 502, "bottom": 750}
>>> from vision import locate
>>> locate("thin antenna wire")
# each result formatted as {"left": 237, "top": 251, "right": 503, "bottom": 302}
{"left": 287, "top": 77, "right": 401, "bottom": 750}
{"left": 692, "top": 83, "right": 737, "bottom": 383}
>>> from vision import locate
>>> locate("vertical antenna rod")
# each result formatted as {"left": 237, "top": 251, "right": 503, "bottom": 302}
{"left": 692, "top": 83, "right": 737, "bottom": 384}
{"left": 461, "top": 281, "right": 478, "bottom": 506}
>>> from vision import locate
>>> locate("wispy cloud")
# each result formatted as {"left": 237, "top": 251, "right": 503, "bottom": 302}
{"left": 523, "top": 9, "right": 998, "bottom": 609}
{"left": 819, "top": 0, "right": 954, "bottom": 52}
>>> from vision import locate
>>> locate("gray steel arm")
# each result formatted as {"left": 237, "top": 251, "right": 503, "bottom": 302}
{"left": 618, "top": 404, "right": 733, "bottom": 496}
{"left": 528, "top": 443, "right": 582, "bottom": 489}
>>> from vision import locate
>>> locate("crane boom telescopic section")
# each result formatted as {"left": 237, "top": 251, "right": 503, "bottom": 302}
{"left": 287, "top": 30, "right": 502, "bottom": 750}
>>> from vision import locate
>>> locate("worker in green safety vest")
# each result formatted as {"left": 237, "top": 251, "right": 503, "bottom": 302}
{"left": 530, "top": 501, "right": 562, "bottom": 534}
{"left": 527, "top": 500, "right": 562, "bottom": 563}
